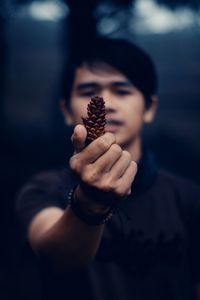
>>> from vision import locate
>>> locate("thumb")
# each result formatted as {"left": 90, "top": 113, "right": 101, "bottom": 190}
{"left": 71, "top": 124, "right": 87, "bottom": 153}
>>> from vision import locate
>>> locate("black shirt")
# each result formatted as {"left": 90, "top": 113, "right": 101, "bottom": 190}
{"left": 16, "top": 152, "right": 200, "bottom": 300}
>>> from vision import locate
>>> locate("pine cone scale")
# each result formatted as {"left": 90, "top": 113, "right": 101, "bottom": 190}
{"left": 82, "top": 96, "right": 106, "bottom": 145}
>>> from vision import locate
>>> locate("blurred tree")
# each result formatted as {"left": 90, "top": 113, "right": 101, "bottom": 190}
{"left": 155, "top": 0, "right": 200, "bottom": 9}
{"left": 65, "top": 0, "right": 132, "bottom": 56}
{"left": 6, "top": 0, "right": 200, "bottom": 55}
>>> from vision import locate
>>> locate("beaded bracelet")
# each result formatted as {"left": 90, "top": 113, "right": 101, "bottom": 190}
{"left": 67, "top": 187, "right": 114, "bottom": 226}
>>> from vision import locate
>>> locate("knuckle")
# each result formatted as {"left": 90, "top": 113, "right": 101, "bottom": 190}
{"left": 110, "top": 144, "right": 122, "bottom": 157}
{"left": 89, "top": 171, "right": 98, "bottom": 183}
{"left": 101, "top": 182, "right": 111, "bottom": 193}
{"left": 101, "top": 178, "right": 113, "bottom": 193}
{"left": 81, "top": 167, "right": 98, "bottom": 185}
{"left": 69, "top": 155, "right": 81, "bottom": 172}
{"left": 111, "top": 182, "right": 119, "bottom": 193}
{"left": 96, "top": 139, "right": 109, "bottom": 152}
{"left": 131, "top": 161, "right": 138, "bottom": 173}
{"left": 102, "top": 179, "right": 122, "bottom": 196}
{"left": 114, "top": 186, "right": 126, "bottom": 197}
{"left": 122, "top": 150, "right": 131, "bottom": 161}
{"left": 104, "top": 132, "right": 116, "bottom": 144}
{"left": 97, "top": 133, "right": 115, "bottom": 151}
{"left": 81, "top": 171, "right": 90, "bottom": 184}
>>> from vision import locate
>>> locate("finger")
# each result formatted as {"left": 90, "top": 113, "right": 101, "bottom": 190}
{"left": 109, "top": 150, "right": 132, "bottom": 179}
{"left": 117, "top": 161, "right": 137, "bottom": 193}
{"left": 71, "top": 124, "right": 87, "bottom": 153}
{"left": 79, "top": 132, "right": 116, "bottom": 164}
{"left": 91, "top": 144, "right": 123, "bottom": 173}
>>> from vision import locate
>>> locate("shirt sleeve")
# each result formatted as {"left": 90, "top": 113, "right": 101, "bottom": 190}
{"left": 15, "top": 168, "right": 72, "bottom": 240}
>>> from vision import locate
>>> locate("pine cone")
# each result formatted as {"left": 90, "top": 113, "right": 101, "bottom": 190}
{"left": 82, "top": 96, "right": 106, "bottom": 145}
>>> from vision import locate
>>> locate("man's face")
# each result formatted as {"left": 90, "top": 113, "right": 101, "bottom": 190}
{"left": 65, "top": 63, "right": 156, "bottom": 148}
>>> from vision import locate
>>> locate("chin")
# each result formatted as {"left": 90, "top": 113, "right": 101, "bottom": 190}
{"left": 115, "top": 134, "right": 134, "bottom": 148}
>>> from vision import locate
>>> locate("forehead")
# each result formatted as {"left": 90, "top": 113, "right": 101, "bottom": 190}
{"left": 73, "top": 63, "right": 130, "bottom": 86}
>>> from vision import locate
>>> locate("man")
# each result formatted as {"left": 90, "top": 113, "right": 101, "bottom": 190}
{"left": 16, "top": 38, "right": 200, "bottom": 300}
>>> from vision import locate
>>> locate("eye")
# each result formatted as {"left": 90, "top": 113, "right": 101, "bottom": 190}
{"left": 80, "top": 91, "right": 96, "bottom": 97}
{"left": 115, "top": 90, "right": 131, "bottom": 96}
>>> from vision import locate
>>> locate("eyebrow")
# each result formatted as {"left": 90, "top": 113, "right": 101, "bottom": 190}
{"left": 76, "top": 81, "right": 132, "bottom": 91}
{"left": 111, "top": 81, "right": 132, "bottom": 87}
{"left": 76, "top": 83, "right": 98, "bottom": 91}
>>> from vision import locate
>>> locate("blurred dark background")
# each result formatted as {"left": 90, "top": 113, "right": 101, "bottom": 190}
{"left": 0, "top": 0, "right": 200, "bottom": 299}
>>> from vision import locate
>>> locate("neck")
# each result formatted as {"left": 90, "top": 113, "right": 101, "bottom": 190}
{"left": 122, "top": 136, "right": 142, "bottom": 162}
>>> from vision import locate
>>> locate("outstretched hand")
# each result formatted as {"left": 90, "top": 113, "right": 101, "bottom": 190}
{"left": 70, "top": 124, "right": 137, "bottom": 203}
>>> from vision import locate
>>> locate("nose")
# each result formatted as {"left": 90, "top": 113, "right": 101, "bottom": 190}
{"left": 99, "top": 90, "right": 117, "bottom": 113}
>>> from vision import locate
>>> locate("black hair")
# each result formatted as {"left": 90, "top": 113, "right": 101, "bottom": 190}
{"left": 61, "top": 37, "right": 157, "bottom": 108}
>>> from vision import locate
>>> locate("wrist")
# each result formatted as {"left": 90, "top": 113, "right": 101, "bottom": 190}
{"left": 75, "top": 185, "right": 111, "bottom": 214}
{"left": 67, "top": 186, "right": 114, "bottom": 226}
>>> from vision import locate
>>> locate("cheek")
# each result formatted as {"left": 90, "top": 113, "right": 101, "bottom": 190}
{"left": 124, "top": 101, "right": 145, "bottom": 128}
{"left": 70, "top": 99, "right": 88, "bottom": 123}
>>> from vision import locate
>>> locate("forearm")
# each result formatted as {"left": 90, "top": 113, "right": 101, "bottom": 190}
{"left": 34, "top": 187, "right": 110, "bottom": 270}
{"left": 35, "top": 207, "right": 105, "bottom": 269}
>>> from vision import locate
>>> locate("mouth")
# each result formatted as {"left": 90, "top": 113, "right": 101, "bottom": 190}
{"left": 105, "top": 119, "right": 124, "bottom": 133}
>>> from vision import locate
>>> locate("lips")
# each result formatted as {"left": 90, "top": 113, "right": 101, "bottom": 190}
{"left": 105, "top": 119, "right": 124, "bottom": 133}
{"left": 106, "top": 119, "right": 124, "bottom": 126}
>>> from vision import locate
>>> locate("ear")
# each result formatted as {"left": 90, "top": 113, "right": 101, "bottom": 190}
{"left": 143, "top": 96, "right": 158, "bottom": 123}
{"left": 60, "top": 99, "right": 74, "bottom": 126}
